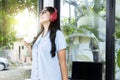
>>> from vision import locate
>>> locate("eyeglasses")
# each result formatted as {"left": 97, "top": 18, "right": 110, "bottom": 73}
{"left": 40, "top": 10, "right": 48, "bottom": 15}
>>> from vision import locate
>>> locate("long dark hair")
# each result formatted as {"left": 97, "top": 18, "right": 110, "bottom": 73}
{"left": 33, "top": 7, "right": 60, "bottom": 57}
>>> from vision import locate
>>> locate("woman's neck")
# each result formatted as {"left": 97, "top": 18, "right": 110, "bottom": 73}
{"left": 42, "top": 22, "right": 50, "bottom": 36}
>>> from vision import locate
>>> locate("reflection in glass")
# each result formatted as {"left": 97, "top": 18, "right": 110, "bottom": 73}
{"left": 60, "top": 0, "right": 106, "bottom": 79}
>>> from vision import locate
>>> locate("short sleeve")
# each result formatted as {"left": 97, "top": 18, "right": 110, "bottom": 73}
{"left": 56, "top": 30, "right": 66, "bottom": 52}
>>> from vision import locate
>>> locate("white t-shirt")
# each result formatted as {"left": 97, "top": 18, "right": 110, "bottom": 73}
{"left": 31, "top": 30, "right": 66, "bottom": 80}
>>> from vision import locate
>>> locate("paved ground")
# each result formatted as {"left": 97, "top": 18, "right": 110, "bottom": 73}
{"left": 0, "top": 66, "right": 31, "bottom": 80}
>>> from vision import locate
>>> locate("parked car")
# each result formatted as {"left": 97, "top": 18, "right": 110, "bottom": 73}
{"left": 0, "top": 57, "right": 9, "bottom": 71}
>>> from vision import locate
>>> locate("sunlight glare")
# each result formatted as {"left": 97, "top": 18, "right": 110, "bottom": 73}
{"left": 14, "top": 9, "right": 38, "bottom": 42}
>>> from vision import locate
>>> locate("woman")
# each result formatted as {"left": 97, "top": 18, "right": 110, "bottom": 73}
{"left": 25, "top": 6, "right": 68, "bottom": 80}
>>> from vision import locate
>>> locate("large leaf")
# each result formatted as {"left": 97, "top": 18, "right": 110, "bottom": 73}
{"left": 77, "top": 15, "right": 105, "bottom": 41}
{"left": 77, "top": 15, "right": 106, "bottom": 29}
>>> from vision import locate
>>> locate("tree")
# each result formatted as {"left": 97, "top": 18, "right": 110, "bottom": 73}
{"left": 0, "top": 0, "right": 37, "bottom": 49}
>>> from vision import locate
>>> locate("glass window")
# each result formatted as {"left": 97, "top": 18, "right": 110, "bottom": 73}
{"left": 60, "top": 0, "right": 106, "bottom": 79}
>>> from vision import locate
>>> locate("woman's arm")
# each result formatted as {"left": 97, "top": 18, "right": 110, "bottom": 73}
{"left": 58, "top": 49, "right": 68, "bottom": 80}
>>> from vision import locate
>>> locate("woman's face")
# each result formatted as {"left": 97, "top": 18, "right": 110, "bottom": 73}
{"left": 40, "top": 8, "right": 51, "bottom": 24}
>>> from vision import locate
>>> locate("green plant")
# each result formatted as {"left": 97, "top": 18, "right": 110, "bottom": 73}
{"left": 117, "top": 49, "right": 120, "bottom": 68}
{"left": 115, "top": 26, "right": 120, "bottom": 68}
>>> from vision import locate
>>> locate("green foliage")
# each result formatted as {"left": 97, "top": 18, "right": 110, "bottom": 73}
{"left": 0, "top": 14, "right": 17, "bottom": 48}
{"left": 115, "top": 30, "right": 120, "bottom": 69}
{"left": 92, "top": 0, "right": 105, "bottom": 13}
{"left": 62, "top": 24, "right": 76, "bottom": 36}
{"left": 115, "top": 26, "right": 120, "bottom": 39}
{"left": 117, "top": 49, "right": 120, "bottom": 68}
{"left": 115, "top": 18, "right": 120, "bottom": 39}
{"left": 61, "top": 18, "right": 76, "bottom": 35}
{"left": 0, "top": 0, "right": 37, "bottom": 16}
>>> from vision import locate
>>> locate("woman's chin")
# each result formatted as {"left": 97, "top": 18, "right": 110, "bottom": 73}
{"left": 40, "top": 20, "right": 50, "bottom": 24}
{"left": 40, "top": 20, "right": 44, "bottom": 24}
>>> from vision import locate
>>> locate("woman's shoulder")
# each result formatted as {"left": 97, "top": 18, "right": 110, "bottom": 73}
{"left": 56, "top": 30, "right": 65, "bottom": 38}
{"left": 56, "top": 30, "right": 64, "bottom": 35}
